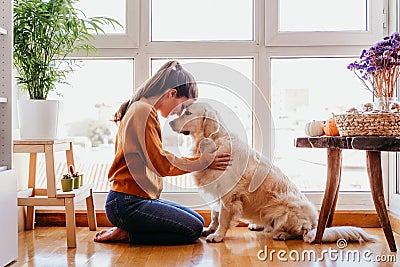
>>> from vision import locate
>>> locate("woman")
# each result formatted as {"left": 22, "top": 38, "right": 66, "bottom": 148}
{"left": 94, "top": 61, "right": 231, "bottom": 245}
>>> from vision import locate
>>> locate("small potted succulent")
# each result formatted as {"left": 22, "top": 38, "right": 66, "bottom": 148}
{"left": 69, "top": 165, "right": 83, "bottom": 189}
{"left": 61, "top": 174, "right": 73, "bottom": 192}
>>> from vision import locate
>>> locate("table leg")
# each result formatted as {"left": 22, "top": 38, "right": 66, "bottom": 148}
{"left": 66, "top": 142, "right": 75, "bottom": 170}
{"left": 26, "top": 153, "right": 37, "bottom": 229}
{"left": 28, "top": 153, "right": 37, "bottom": 194}
{"left": 326, "top": 177, "right": 341, "bottom": 228}
{"left": 314, "top": 148, "right": 342, "bottom": 243}
{"left": 44, "top": 144, "right": 57, "bottom": 198}
{"left": 65, "top": 197, "right": 77, "bottom": 248}
{"left": 25, "top": 206, "right": 35, "bottom": 230}
{"left": 86, "top": 188, "right": 97, "bottom": 231}
{"left": 366, "top": 151, "right": 397, "bottom": 252}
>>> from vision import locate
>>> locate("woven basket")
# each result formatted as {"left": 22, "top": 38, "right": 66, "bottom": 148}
{"left": 334, "top": 113, "right": 400, "bottom": 136}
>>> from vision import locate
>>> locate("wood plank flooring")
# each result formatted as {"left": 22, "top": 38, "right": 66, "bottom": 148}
{"left": 10, "top": 227, "right": 400, "bottom": 267}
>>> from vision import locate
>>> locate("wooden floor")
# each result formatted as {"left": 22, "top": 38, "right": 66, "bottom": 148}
{"left": 11, "top": 227, "right": 400, "bottom": 267}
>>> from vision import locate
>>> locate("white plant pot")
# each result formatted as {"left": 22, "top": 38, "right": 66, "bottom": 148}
{"left": 17, "top": 100, "right": 59, "bottom": 139}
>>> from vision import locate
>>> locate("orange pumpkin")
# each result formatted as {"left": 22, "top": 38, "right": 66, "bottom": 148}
{"left": 323, "top": 118, "right": 340, "bottom": 136}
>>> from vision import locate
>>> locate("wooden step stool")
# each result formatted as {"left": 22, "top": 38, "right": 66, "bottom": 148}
{"left": 14, "top": 139, "right": 97, "bottom": 248}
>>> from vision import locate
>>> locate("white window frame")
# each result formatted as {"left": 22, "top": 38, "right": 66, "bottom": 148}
{"left": 90, "top": 0, "right": 140, "bottom": 48}
{"left": 44, "top": 0, "right": 393, "bottom": 212}
{"left": 265, "top": 0, "right": 385, "bottom": 46}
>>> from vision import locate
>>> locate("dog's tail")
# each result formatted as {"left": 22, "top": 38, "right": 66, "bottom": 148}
{"left": 304, "top": 226, "right": 377, "bottom": 243}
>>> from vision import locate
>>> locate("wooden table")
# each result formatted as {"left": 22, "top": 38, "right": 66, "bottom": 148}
{"left": 295, "top": 136, "right": 397, "bottom": 252}
{"left": 14, "top": 139, "right": 97, "bottom": 248}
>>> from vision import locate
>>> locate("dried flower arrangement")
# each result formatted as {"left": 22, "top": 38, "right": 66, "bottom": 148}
{"left": 347, "top": 32, "right": 400, "bottom": 98}
{"left": 332, "top": 32, "right": 400, "bottom": 136}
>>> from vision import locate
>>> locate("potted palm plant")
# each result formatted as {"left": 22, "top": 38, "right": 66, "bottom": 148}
{"left": 13, "top": 0, "right": 121, "bottom": 139}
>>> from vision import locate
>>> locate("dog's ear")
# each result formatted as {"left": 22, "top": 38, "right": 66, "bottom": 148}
{"left": 203, "top": 109, "right": 220, "bottom": 138}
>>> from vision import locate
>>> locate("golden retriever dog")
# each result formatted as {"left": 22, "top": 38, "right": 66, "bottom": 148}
{"left": 169, "top": 102, "right": 376, "bottom": 244}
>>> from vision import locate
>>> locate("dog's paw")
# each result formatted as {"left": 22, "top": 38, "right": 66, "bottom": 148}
{"left": 303, "top": 234, "right": 314, "bottom": 243}
{"left": 248, "top": 224, "right": 264, "bottom": 231}
{"left": 273, "top": 232, "right": 292, "bottom": 240}
{"left": 263, "top": 226, "right": 274, "bottom": 233}
{"left": 302, "top": 229, "right": 316, "bottom": 243}
{"left": 202, "top": 227, "right": 216, "bottom": 237}
{"left": 206, "top": 233, "right": 224, "bottom": 243}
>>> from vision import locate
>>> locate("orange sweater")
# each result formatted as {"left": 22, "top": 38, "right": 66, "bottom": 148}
{"left": 108, "top": 99, "right": 205, "bottom": 199}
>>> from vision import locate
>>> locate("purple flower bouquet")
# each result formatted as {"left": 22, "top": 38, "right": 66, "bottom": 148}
{"left": 348, "top": 32, "right": 400, "bottom": 98}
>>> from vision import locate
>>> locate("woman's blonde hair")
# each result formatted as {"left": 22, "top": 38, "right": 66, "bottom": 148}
{"left": 113, "top": 60, "right": 198, "bottom": 123}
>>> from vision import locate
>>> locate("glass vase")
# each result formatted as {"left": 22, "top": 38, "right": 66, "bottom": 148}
{"left": 373, "top": 97, "right": 400, "bottom": 112}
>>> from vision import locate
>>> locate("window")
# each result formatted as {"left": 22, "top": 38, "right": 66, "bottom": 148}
{"left": 266, "top": 0, "right": 384, "bottom": 46}
{"left": 74, "top": 0, "right": 139, "bottom": 48}
{"left": 271, "top": 58, "right": 371, "bottom": 191}
{"left": 45, "top": 60, "right": 134, "bottom": 192}
{"left": 388, "top": 1, "right": 400, "bottom": 216}
{"left": 17, "top": 0, "right": 393, "bottom": 211}
{"left": 151, "top": 58, "right": 253, "bottom": 192}
{"left": 390, "top": 157, "right": 400, "bottom": 214}
{"left": 151, "top": 0, "right": 253, "bottom": 41}
{"left": 74, "top": 0, "right": 126, "bottom": 34}
{"left": 279, "top": 0, "right": 367, "bottom": 32}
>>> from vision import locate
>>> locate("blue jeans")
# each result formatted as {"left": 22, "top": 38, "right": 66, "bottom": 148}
{"left": 105, "top": 190, "right": 204, "bottom": 245}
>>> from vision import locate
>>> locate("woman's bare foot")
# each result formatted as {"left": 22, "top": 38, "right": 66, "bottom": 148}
{"left": 94, "top": 227, "right": 130, "bottom": 243}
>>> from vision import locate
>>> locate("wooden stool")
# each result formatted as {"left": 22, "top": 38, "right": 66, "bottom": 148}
{"left": 14, "top": 139, "right": 97, "bottom": 248}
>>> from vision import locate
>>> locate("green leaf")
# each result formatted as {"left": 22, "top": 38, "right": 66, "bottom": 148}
{"left": 13, "top": 0, "right": 123, "bottom": 99}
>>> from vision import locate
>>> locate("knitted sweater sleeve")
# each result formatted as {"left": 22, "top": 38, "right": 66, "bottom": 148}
{"left": 128, "top": 105, "right": 211, "bottom": 177}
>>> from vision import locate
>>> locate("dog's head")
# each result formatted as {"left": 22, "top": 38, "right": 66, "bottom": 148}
{"left": 169, "top": 102, "right": 220, "bottom": 139}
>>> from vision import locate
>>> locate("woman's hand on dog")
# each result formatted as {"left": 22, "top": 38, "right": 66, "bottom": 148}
{"left": 209, "top": 153, "right": 231, "bottom": 170}
{"left": 199, "top": 138, "right": 231, "bottom": 170}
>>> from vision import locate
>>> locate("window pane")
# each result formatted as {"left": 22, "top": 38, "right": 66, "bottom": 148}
{"left": 74, "top": 0, "right": 126, "bottom": 34}
{"left": 279, "top": 0, "right": 367, "bottom": 32}
{"left": 151, "top": 0, "right": 253, "bottom": 41}
{"left": 271, "top": 58, "right": 371, "bottom": 191}
{"left": 43, "top": 60, "right": 134, "bottom": 193}
{"left": 152, "top": 58, "right": 253, "bottom": 192}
